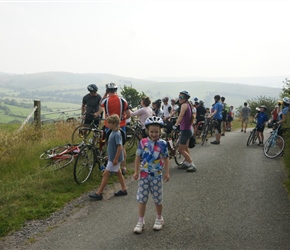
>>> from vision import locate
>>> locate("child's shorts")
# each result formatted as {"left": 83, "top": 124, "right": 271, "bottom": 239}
{"left": 137, "top": 176, "right": 163, "bottom": 205}
{"left": 106, "top": 161, "right": 120, "bottom": 172}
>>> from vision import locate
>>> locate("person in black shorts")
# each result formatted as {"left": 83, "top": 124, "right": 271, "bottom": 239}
{"left": 81, "top": 84, "right": 103, "bottom": 127}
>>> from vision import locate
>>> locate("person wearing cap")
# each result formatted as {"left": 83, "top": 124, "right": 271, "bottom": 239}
{"left": 254, "top": 105, "right": 268, "bottom": 146}
{"left": 241, "top": 102, "right": 251, "bottom": 133}
{"left": 82, "top": 84, "right": 102, "bottom": 127}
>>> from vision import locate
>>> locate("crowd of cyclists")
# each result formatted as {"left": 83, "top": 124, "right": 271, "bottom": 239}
{"left": 81, "top": 82, "right": 289, "bottom": 233}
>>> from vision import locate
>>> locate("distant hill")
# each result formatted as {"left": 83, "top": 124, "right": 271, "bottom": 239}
{"left": 0, "top": 71, "right": 283, "bottom": 109}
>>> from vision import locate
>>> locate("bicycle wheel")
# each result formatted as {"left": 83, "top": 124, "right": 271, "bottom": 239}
{"left": 125, "top": 134, "right": 139, "bottom": 157}
{"left": 201, "top": 125, "right": 209, "bottom": 146}
{"left": 263, "top": 135, "right": 285, "bottom": 159}
{"left": 174, "top": 136, "right": 185, "bottom": 166}
{"left": 246, "top": 129, "right": 255, "bottom": 146}
{"left": 74, "top": 144, "right": 96, "bottom": 184}
{"left": 49, "top": 154, "right": 74, "bottom": 170}
{"left": 72, "top": 125, "right": 93, "bottom": 144}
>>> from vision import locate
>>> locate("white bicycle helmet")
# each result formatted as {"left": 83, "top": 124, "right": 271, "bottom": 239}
{"left": 145, "top": 116, "right": 164, "bottom": 128}
{"left": 179, "top": 90, "right": 190, "bottom": 99}
{"left": 106, "top": 82, "right": 118, "bottom": 91}
{"left": 283, "top": 96, "right": 290, "bottom": 105}
{"left": 87, "top": 84, "right": 98, "bottom": 92}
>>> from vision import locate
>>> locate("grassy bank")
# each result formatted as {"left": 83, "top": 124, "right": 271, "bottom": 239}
{"left": 0, "top": 122, "right": 129, "bottom": 238}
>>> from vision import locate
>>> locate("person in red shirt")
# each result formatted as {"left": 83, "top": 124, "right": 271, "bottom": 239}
{"left": 100, "top": 82, "right": 130, "bottom": 175}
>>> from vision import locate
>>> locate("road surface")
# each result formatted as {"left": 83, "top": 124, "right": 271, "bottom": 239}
{"left": 4, "top": 128, "right": 290, "bottom": 249}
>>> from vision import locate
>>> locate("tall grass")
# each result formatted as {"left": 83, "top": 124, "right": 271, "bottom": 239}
{"left": 0, "top": 122, "right": 122, "bottom": 238}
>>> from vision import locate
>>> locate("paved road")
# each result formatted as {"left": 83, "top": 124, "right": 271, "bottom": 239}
{"left": 17, "top": 129, "right": 290, "bottom": 249}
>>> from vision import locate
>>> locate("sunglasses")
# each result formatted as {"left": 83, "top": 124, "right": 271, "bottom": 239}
{"left": 178, "top": 96, "right": 185, "bottom": 99}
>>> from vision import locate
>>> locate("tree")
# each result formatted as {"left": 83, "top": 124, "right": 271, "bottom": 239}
{"left": 120, "top": 85, "right": 146, "bottom": 108}
{"left": 281, "top": 78, "right": 290, "bottom": 98}
{"left": 246, "top": 95, "right": 277, "bottom": 117}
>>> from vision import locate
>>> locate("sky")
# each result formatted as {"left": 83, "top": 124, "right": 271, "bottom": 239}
{"left": 0, "top": 0, "right": 290, "bottom": 81}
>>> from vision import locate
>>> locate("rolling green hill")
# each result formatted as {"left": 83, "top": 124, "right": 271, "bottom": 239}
{"left": 0, "top": 72, "right": 283, "bottom": 124}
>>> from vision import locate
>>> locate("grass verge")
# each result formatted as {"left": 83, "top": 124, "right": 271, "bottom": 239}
{"left": 0, "top": 122, "right": 134, "bottom": 238}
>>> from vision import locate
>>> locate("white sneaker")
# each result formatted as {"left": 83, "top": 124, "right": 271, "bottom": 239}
{"left": 134, "top": 222, "right": 144, "bottom": 234}
{"left": 153, "top": 218, "right": 164, "bottom": 231}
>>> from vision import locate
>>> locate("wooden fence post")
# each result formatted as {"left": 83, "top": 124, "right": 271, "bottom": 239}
{"left": 34, "top": 100, "right": 41, "bottom": 129}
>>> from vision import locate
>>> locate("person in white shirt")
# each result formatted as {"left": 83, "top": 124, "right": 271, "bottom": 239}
{"left": 130, "top": 96, "right": 153, "bottom": 138}
{"left": 162, "top": 97, "right": 172, "bottom": 119}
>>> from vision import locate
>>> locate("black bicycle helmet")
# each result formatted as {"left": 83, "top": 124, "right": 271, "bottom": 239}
{"left": 221, "top": 96, "right": 225, "bottom": 101}
{"left": 145, "top": 116, "right": 164, "bottom": 128}
{"left": 154, "top": 99, "right": 162, "bottom": 105}
{"left": 179, "top": 90, "right": 191, "bottom": 99}
{"left": 87, "top": 84, "right": 98, "bottom": 92}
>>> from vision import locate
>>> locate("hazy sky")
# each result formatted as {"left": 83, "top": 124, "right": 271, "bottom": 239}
{"left": 1, "top": 0, "right": 290, "bottom": 79}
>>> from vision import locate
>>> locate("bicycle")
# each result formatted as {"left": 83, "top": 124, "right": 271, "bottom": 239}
{"left": 201, "top": 117, "right": 215, "bottom": 146}
{"left": 263, "top": 124, "right": 285, "bottom": 159}
{"left": 40, "top": 142, "right": 84, "bottom": 170}
{"left": 161, "top": 127, "right": 185, "bottom": 166}
{"left": 125, "top": 118, "right": 143, "bottom": 157}
{"left": 71, "top": 117, "right": 101, "bottom": 145}
{"left": 246, "top": 127, "right": 258, "bottom": 146}
{"left": 73, "top": 126, "right": 107, "bottom": 184}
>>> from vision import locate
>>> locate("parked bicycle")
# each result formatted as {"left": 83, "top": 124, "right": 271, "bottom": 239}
{"left": 161, "top": 127, "right": 185, "bottom": 166}
{"left": 73, "top": 126, "right": 107, "bottom": 184}
{"left": 246, "top": 127, "right": 258, "bottom": 146}
{"left": 200, "top": 117, "right": 216, "bottom": 146}
{"left": 40, "top": 142, "right": 84, "bottom": 170}
{"left": 71, "top": 117, "right": 101, "bottom": 145}
{"left": 125, "top": 118, "right": 143, "bottom": 157}
{"left": 263, "top": 124, "right": 285, "bottom": 159}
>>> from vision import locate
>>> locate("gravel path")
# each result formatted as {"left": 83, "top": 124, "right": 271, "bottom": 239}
{"left": 1, "top": 128, "right": 290, "bottom": 250}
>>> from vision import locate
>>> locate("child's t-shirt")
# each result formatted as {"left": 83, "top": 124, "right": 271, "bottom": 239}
{"left": 107, "top": 130, "right": 124, "bottom": 163}
{"left": 136, "top": 137, "right": 169, "bottom": 177}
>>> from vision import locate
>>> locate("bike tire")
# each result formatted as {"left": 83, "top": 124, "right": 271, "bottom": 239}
{"left": 174, "top": 136, "right": 185, "bottom": 166}
{"left": 49, "top": 154, "right": 74, "bottom": 170}
{"left": 72, "top": 125, "right": 93, "bottom": 144}
{"left": 246, "top": 130, "right": 255, "bottom": 146}
{"left": 263, "top": 135, "right": 285, "bottom": 159}
{"left": 201, "top": 125, "right": 208, "bottom": 146}
{"left": 74, "top": 144, "right": 96, "bottom": 184}
{"left": 125, "top": 134, "right": 139, "bottom": 157}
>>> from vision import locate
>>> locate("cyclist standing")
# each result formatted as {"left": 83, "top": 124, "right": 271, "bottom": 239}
{"left": 241, "top": 102, "right": 251, "bottom": 133}
{"left": 100, "top": 82, "right": 130, "bottom": 178}
{"left": 276, "top": 97, "right": 290, "bottom": 135}
{"left": 254, "top": 105, "right": 268, "bottom": 146}
{"left": 173, "top": 90, "right": 197, "bottom": 172}
{"left": 81, "top": 84, "right": 102, "bottom": 126}
{"left": 209, "top": 95, "right": 223, "bottom": 145}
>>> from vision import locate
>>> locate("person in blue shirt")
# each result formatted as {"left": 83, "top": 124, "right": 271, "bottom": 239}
{"left": 209, "top": 95, "right": 223, "bottom": 145}
{"left": 254, "top": 105, "right": 268, "bottom": 146}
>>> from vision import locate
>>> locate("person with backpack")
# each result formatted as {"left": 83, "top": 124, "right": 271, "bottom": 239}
{"left": 221, "top": 96, "right": 229, "bottom": 136}
{"left": 173, "top": 90, "right": 197, "bottom": 173}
